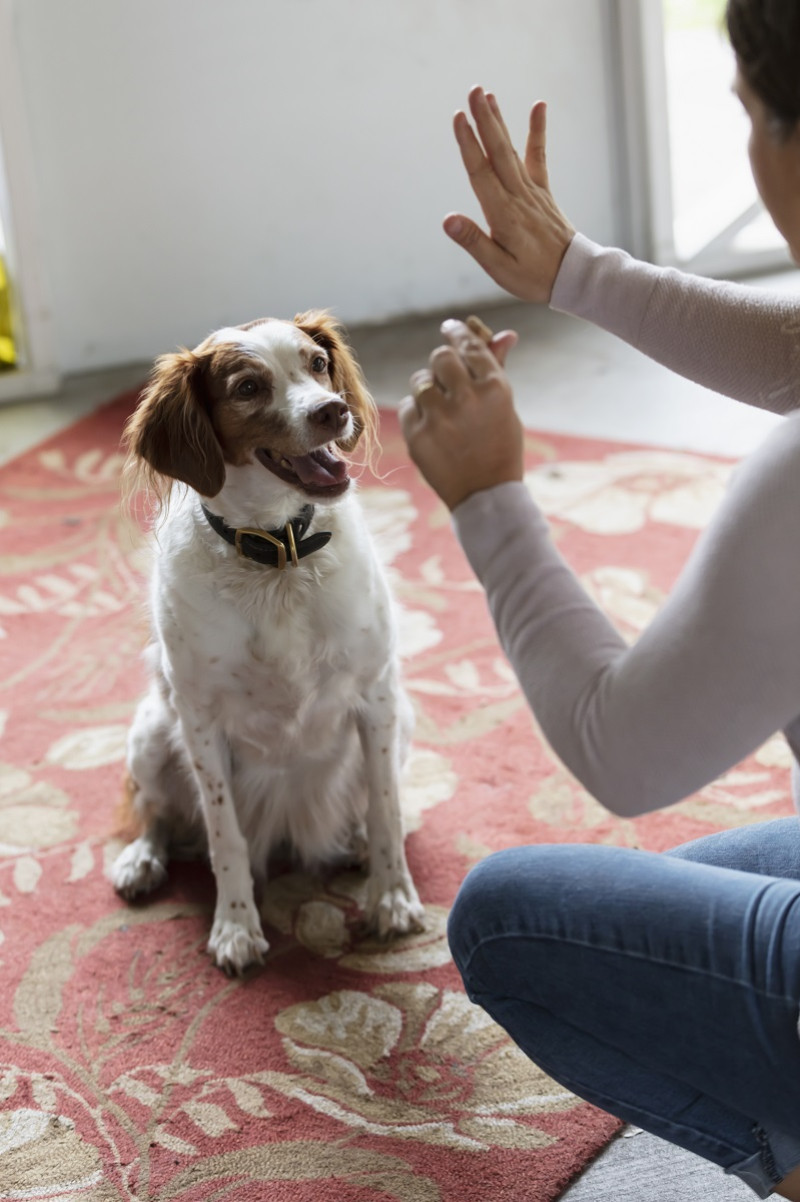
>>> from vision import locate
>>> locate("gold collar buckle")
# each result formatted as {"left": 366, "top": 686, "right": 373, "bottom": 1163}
{"left": 285, "top": 520, "right": 299, "bottom": 568}
{"left": 235, "top": 526, "right": 287, "bottom": 570}
{"left": 233, "top": 520, "right": 299, "bottom": 570}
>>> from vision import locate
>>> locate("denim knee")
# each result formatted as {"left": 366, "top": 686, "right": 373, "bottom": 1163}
{"left": 447, "top": 846, "right": 538, "bottom": 983}
{"left": 447, "top": 842, "right": 656, "bottom": 989}
{"left": 448, "top": 850, "right": 499, "bottom": 978}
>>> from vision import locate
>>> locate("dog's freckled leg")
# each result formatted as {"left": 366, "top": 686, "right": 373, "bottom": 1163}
{"left": 171, "top": 704, "right": 269, "bottom": 973}
{"left": 357, "top": 675, "right": 425, "bottom": 939}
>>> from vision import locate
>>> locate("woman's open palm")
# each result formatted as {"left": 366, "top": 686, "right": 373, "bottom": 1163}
{"left": 444, "top": 87, "right": 575, "bottom": 303}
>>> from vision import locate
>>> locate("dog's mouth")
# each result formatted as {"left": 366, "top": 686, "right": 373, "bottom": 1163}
{"left": 255, "top": 444, "right": 351, "bottom": 498}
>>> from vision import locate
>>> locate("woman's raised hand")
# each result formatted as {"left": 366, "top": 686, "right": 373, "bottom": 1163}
{"left": 444, "top": 87, "right": 575, "bottom": 303}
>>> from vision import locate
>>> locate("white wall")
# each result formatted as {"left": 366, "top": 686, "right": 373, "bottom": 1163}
{"left": 8, "top": 0, "right": 621, "bottom": 374}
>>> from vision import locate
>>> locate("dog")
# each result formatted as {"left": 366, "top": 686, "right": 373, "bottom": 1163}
{"left": 111, "top": 311, "right": 425, "bottom": 974}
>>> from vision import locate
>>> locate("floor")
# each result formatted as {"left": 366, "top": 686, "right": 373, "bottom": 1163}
{"left": 2, "top": 276, "right": 797, "bottom": 1199}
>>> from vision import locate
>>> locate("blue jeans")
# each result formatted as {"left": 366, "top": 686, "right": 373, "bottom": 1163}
{"left": 447, "top": 818, "right": 800, "bottom": 1197}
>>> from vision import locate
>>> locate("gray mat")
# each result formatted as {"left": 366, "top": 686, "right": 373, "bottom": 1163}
{"left": 561, "top": 1127, "right": 755, "bottom": 1200}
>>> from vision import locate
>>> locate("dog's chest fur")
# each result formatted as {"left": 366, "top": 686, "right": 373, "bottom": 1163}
{"left": 152, "top": 493, "right": 394, "bottom": 771}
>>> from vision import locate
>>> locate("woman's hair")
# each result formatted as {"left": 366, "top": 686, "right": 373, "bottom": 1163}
{"left": 726, "top": 0, "right": 800, "bottom": 138}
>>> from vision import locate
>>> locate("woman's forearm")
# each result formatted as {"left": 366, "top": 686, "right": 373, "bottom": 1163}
{"left": 552, "top": 235, "right": 800, "bottom": 415}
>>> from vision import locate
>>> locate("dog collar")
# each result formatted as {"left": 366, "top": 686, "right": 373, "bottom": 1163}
{"left": 200, "top": 504, "right": 331, "bottom": 570}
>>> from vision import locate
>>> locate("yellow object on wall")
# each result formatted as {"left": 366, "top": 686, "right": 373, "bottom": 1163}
{"left": 0, "top": 253, "right": 17, "bottom": 367}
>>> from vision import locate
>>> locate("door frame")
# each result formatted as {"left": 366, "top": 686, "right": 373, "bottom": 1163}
{"left": 611, "top": 0, "right": 792, "bottom": 276}
{"left": 0, "top": 0, "right": 60, "bottom": 402}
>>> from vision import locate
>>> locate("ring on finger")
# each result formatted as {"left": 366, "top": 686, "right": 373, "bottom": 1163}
{"left": 411, "top": 370, "right": 441, "bottom": 402}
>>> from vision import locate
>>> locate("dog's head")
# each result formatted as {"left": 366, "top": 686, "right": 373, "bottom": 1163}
{"left": 125, "top": 311, "right": 377, "bottom": 503}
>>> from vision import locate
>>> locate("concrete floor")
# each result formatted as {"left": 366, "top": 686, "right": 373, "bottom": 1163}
{"left": 1, "top": 280, "right": 797, "bottom": 1199}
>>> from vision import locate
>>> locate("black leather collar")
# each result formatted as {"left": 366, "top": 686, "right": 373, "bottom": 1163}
{"left": 201, "top": 504, "right": 331, "bottom": 570}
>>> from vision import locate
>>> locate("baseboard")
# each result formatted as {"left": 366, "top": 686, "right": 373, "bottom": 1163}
{"left": 0, "top": 366, "right": 61, "bottom": 404}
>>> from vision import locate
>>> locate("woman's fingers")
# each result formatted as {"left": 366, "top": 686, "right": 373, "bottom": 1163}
{"left": 488, "top": 329, "right": 519, "bottom": 368}
{"left": 453, "top": 110, "right": 510, "bottom": 230}
{"left": 486, "top": 90, "right": 530, "bottom": 192}
{"left": 468, "top": 86, "right": 526, "bottom": 194}
{"left": 412, "top": 320, "right": 519, "bottom": 385}
{"left": 398, "top": 392, "right": 426, "bottom": 444}
{"left": 442, "top": 211, "right": 515, "bottom": 280}
{"left": 435, "top": 318, "right": 510, "bottom": 384}
{"left": 525, "top": 100, "right": 549, "bottom": 188}
{"left": 453, "top": 109, "right": 489, "bottom": 179}
{"left": 429, "top": 344, "right": 474, "bottom": 395}
{"left": 409, "top": 368, "right": 439, "bottom": 399}
{"left": 408, "top": 326, "right": 496, "bottom": 403}
{"left": 485, "top": 91, "right": 512, "bottom": 142}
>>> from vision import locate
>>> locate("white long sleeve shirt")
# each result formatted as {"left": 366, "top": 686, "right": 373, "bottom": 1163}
{"left": 452, "top": 235, "right": 800, "bottom": 817}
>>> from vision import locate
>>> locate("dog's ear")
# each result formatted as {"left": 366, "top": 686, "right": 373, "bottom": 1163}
{"left": 294, "top": 310, "right": 377, "bottom": 454}
{"left": 125, "top": 349, "right": 226, "bottom": 497}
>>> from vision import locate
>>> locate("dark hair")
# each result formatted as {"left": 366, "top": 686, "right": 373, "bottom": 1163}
{"left": 726, "top": 0, "right": 800, "bottom": 138}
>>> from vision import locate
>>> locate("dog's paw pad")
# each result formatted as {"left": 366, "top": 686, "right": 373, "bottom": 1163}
{"left": 207, "top": 918, "right": 269, "bottom": 975}
{"left": 111, "top": 840, "right": 167, "bottom": 900}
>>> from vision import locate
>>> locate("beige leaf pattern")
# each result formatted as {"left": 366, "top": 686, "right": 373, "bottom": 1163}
{"left": 182, "top": 1100, "right": 239, "bottom": 1138}
{"left": 265, "top": 985, "right": 573, "bottom": 1152}
{"left": 13, "top": 857, "right": 42, "bottom": 894}
{"left": 68, "top": 840, "right": 95, "bottom": 882}
{"left": 45, "top": 725, "right": 128, "bottom": 770}
{"left": 0, "top": 1110, "right": 104, "bottom": 1197}
{"left": 223, "top": 1078, "right": 272, "bottom": 1119}
{"left": 13, "top": 928, "right": 79, "bottom": 1044}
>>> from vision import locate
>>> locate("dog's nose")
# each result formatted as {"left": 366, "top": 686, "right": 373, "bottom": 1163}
{"left": 309, "top": 399, "right": 349, "bottom": 435}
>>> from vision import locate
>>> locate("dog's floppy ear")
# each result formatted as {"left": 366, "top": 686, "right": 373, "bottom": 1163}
{"left": 294, "top": 310, "right": 377, "bottom": 454}
{"left": 125, "top": 349, "right": 226, "bottom": 497}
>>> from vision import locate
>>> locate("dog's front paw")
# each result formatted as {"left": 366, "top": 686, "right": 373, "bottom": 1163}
{"left": 207, "top": 909, "right": 269, "bottom": 975}
{"left": 111, "top": 838, "right": 167, "bottom": 900}
{"left": 366, "top": 876, "right": 426, "bottom": 939}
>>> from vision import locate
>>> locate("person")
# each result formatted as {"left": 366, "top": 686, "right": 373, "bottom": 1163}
{"left": 398, "top": 1, "right": 800, "bottom": 1197}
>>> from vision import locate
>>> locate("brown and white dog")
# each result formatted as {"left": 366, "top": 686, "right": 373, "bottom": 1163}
{"left": 111, "top": 312, "right": 425, "bottom": 973}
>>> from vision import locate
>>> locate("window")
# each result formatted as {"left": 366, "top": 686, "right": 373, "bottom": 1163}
{"left": 615, "top": 0, "right": 793, "bottom": 276}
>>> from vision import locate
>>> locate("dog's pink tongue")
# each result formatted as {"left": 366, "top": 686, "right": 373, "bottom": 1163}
{"left": 287, "top": 447, "right": 348, "bottom": 487}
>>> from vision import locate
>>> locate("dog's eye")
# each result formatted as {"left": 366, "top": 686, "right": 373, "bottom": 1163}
{"left": 311, "top": 355, "right": 328, "bottom": 374}
{"left": 235, "top": 378, "right": 259, "bottom": 398}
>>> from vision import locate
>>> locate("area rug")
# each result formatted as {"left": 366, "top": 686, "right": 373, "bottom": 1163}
{"left": 0, "top": 394, "right": 793, "bottom": 1201}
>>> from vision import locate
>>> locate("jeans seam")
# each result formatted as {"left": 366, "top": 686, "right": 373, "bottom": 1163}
{"left": 753, "top": 1124, "right": 782, "bottom": 1188}
{"left": 466, "top": 988, "right": 759, "bottom": 1166}
{"left": 457, "top": 929, "right": 800, "bottom": 1006}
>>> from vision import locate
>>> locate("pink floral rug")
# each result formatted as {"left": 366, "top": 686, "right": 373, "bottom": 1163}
{"left": 0, "top": 395, "right": 792, "bottom": 1201}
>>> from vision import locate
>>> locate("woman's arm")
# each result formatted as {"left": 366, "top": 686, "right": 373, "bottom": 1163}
{"left": 553, "top": 236, "right": 800, "bottom": 415}
{"left": 452, "top": 422, "right": 800, "bottom": 816}
{"left": 401, "top": 321, "right": 800, "bottom": 818}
